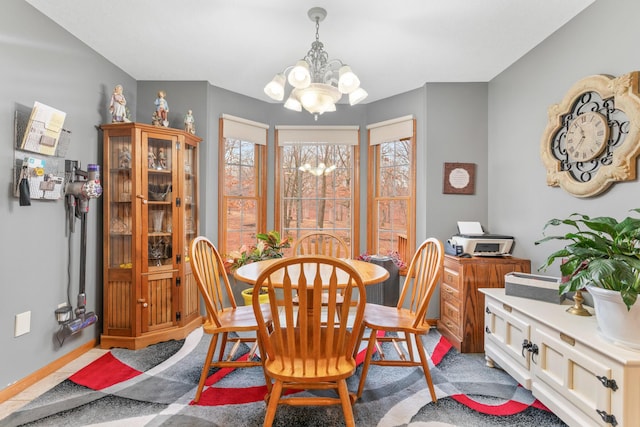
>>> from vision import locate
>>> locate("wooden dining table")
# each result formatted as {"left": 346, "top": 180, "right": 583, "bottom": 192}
{"left": 233, "top": 257, "right": 390, "bottom": 288}
{"left": 234, "top": 257, "right": 390, "bottom": 327}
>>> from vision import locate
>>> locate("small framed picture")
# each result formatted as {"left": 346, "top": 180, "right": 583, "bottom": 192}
{"left": 443, "top": 162, "right": 475, "bottom": 195}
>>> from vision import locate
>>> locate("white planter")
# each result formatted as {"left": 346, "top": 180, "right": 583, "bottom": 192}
{"left": 587, "top": 285, "right": 640, "bottom": 350}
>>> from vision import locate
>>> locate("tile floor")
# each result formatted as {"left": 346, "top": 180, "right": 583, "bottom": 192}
{"left": 0, "top": 347, "right": 109, "bottom": 421}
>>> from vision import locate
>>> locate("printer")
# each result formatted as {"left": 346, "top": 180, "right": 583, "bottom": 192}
{"left": 448, "top": 221, "right": 514, "bottom": 256}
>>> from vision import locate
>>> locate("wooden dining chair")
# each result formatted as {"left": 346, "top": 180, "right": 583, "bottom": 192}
{"left": 293, "top": 231, "right": 350, "bottom": 258}
{"left": 189, "top": 236, "right": 272, "bottom": 403}
{"left": 356, "top": 237, "right": 444, "bottom": 402}
{"left": 293, "top": 231, "right": 350, "bottom": 317}
{"left": 252, "top": 255, "right": 366, "bottom": 427}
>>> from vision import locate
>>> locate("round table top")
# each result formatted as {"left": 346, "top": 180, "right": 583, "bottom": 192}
{"left": 233, "top": 257, "right": 390, "bottom": 286}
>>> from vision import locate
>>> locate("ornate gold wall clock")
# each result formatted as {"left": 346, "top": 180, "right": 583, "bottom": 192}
{"left": 540, "top": 71, "right": 640, "bottom": 197}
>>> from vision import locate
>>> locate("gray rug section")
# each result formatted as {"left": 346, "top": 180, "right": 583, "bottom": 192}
{"left": 2, "top": 329, "right": 568, "bottom": 427}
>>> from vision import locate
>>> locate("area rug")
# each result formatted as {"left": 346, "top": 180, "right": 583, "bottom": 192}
{"left": 2, "top": 328, "right": 567, "bottom": 426}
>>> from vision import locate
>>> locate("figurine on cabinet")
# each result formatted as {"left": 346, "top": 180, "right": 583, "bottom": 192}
{"left": 109, "top": 84, "right": 130, "bottom": 123}
{"left": 184, "top": 110, "right": 195, "bottom": 134}
{"left": 119, "top": 146, "right": 131, "bottom": 169}
{"left": 154, "top": 90, "right": 169, "bottom": 127}
{"left": 158, "top": 148, "right": 167, "bottom": 169}
{"left": 148, "top": 148, "right": 156, "bottom": 169}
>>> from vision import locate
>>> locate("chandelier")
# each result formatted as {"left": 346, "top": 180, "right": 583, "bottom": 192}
{"left": 264, "top": 7, "right": 368, "bottom": 120}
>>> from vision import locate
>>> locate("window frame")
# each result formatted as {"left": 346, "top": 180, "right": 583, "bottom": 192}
{"left": 366, "top": 118, "right": 416, "bottom": 268}
{"left": 218, "top": 116, "right": 267, "bottom": 256}
{"left": 274, "top": 127, "right": 360, "bottom": 258}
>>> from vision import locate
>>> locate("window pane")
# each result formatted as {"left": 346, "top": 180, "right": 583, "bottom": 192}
{"left": 370, "top": 131, "right": 414, "bottom": 259}
{"left": 225, "top": 198, "right": 257, "bottom": 250}
{"left": 220, "top": 133, "right": 265, "bottom": 256}
{"left": 280, "top": 141, "right": 355, "bottom": 257}
{"left": 240, "top": 164, "right": 256, "bottom": 196}
{"left": 380, "top": 163, "right": 410, "bottom": 197}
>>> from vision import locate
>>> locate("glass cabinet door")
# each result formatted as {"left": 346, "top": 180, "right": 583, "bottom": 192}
{"left": 107, "top": 135, "right": 133, "bottom": 270}
{"left": 145, "top": 134, "right": 175, "bottom": 271}
{"left": 182, "top": 142, "right": 198, "bottom": 260}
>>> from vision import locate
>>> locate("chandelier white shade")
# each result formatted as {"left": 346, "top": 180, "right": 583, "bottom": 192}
{"left": 263, "top": 7, "right": 367, "bottom": 119}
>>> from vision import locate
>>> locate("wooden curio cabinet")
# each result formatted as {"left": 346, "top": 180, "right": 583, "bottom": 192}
{"left": 100, "top": 122, "right": 202, "bottom": 349}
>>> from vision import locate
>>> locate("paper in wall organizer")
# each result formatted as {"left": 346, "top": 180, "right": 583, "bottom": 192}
{"left": 20, "top": 101, "right": 67, "bottom": 156}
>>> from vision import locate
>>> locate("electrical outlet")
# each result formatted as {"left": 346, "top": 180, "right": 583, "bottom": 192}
{"left": 15, "top": 311, "right": 31, "bottom": 337}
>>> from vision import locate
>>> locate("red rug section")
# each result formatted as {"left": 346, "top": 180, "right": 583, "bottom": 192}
{"left": 451, "top": 393, "right": 529, "bottom": 416}
{"left": 69, "top": 352, "right": 142, "bottom": 390}
{"left": 430, "top": 335, "right": 453, "bottom": 366}
{"left": 78, "top": 333, "right": 550, "bottom": 416}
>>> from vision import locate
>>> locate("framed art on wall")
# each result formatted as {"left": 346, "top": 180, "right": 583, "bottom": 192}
{"left": 443, "top": 162, "right": 475, "bottom": 195}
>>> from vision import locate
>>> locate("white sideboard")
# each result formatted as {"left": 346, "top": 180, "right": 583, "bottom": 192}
{"left": 481, "top": 288, "right": 640, "bottom": 427}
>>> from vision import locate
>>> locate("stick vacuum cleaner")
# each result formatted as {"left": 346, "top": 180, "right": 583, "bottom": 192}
{"left": 56, "top": 161, "right": 102, "bottom": 344}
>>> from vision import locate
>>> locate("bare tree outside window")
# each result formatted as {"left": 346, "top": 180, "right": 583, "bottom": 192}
{"left": 220, "top": 137, "right": 266, "bottom": 255}
{"left": 368, "top": 127, "right": 415, "bottom": 265}
{"left": 279, "top": 142, "right": 355, "bottom": 257}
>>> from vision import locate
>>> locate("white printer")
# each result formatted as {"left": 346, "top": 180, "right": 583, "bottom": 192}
{"left": 449, "top": 221, "right": 514, "bottom": 256}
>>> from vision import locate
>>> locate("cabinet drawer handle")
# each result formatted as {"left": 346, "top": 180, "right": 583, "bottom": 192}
{"left": 596, "top": 409, "right": 618, "bottom": 426}
{"left": 136, "top": 194, "right": 148, "bottom": 204}
{"left": 137, "top": 298, "right": 148, "bottom": 308}
{"left": 560, "top": 332, "right": 575, "bottom": 346}
{"left": 596, "top": 375, "right": 619, "bottom": 391}
{"left": 502, "top": 304, "right": 512, "bottom": 312}
{"left": 445, "top": 287, "right": 454, "bottom": 294}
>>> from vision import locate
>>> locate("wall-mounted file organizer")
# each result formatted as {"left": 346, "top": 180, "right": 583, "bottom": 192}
{"left": 13, "top": 106, "right": 70, "bottom": 202}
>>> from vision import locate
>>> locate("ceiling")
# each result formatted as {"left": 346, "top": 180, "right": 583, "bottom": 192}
{"left": 25, "top": 0, "right": 594, "bottom": 104}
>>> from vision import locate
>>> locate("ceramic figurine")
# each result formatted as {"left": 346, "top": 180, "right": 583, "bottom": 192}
{"left": 158, "top": 148, "right": 167, "bottom": 169}
{"left": 184, "top": 110, "right": 195, "bottom": 134}
{"left": 119, "top": 146, "right": 131, "bottom": 169}
{"left": 154, "top": 90, "right": 169, "bottom": 127}
{"left": 109, "top": 84, "right": 130, "bottom": 123}
{"left": 148, "top": 148, "right": 156, "bottom": 169}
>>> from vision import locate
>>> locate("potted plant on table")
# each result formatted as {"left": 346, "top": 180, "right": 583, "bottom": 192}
{"left": 225, "top": 230, "right": 291, "bottom": 305}
{"left": 535, "top": 209, "right": 640, "bottom": 348}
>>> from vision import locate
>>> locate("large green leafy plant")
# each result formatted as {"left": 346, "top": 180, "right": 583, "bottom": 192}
{"left": 535, "top": 209, "right": 640, "bottom": 310}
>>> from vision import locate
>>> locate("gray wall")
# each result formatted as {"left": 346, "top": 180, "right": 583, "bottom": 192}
{"left": 488, "top": 0, "right": 640, "bottom": 277}
{"left": 1, "top": 0, "right": 136, "bottom": 389}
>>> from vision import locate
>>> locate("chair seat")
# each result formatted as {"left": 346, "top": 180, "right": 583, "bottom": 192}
{"left": 264, "top": 328, "right": 358, "bottom": 382}
{"left": 363, "top": 303, "right": 428, "bottom": 333}
{"left": 203, "top": 303, "right": 272, "bottom": 333}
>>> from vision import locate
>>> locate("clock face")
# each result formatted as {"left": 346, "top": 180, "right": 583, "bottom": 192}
{"left": 565, "top": 112, "right": 609, "bottom": 162}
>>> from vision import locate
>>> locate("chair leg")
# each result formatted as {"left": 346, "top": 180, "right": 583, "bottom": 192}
{"left": 256, "top": 336, "right": 272, "bottom": 393}
{"left": 414, "top": 333, "right": 437, "bottom": 403}
{"left": 357, "top": 328, "right": 378, "bottom": 398}
{"left": 337, "top": 379, "right": 355, "bottom": 427}
{"left": 194, "top": 333, "right": 218, "bottom": 402}
{"left": 263, "top": 379, "right": 283, "bottom": 427}
{"left": 217, "top": 332, "right": 228, "bottom": 361}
